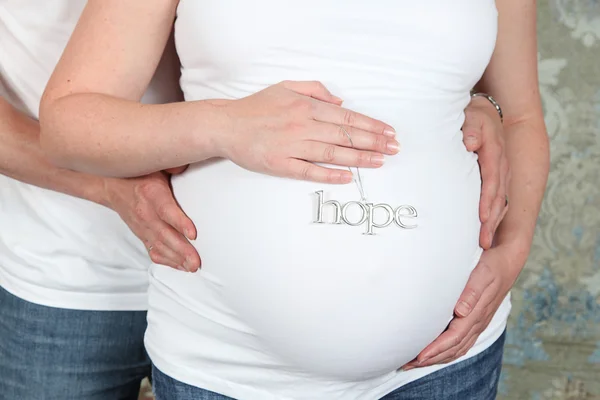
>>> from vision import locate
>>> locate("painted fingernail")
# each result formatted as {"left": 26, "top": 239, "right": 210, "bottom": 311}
{"left": 185, "top": 229, "right": 195, "bottom": 241}
{"left": 183, "top": 259, "right": 196, "bottom": 272}
{"left": 371, "top": 155, "right": 385, "bottom": 166}
{"left": 383, "top": 127, "right": 396, "bottom": 137}
{"left": 465, "top": 136, "right": 477, "bottom": 147}
{"left": 340, "top": 171, "right": 353, "bottom": 183}
{"left": 387, "top": 141, "right": 400, "bottom": 153}
{"left": 456, "top": 301, "right": 472, "bottom": 316}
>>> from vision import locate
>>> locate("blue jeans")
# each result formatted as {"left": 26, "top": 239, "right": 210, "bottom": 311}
{"left": 153, "top": 331, "right": 505, "bottom": 400}
{"left": 0, "top": 286, "right": 151, "bottom": 400}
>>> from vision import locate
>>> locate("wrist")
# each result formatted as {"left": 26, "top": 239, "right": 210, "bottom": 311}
{"left": 493, "top": 238, "right": 531, "bottom": 284}
{"left": 96, "top": 177, "right": 120, "bottom": 209}
{"left": 192, "top": 99, "right": 235, "bottom": 160}
{"left": 494, "top": 223, "right": 534, "bottom": 261}
{"left": 470, "top": 93, "right": 503, "bottom": 125}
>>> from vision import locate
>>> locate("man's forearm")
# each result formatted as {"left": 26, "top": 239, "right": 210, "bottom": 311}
{"left": 495, "top": 116, "right": 550, "bottom": 269}
{"left": 0, "top": 98, "right": 109, "bottom": 207}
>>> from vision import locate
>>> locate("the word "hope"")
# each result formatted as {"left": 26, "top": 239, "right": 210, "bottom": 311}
{"left": 313, "top": 191, "right": 418, "bottom": 235}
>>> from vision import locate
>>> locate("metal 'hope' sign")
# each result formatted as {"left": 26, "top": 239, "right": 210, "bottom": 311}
{"left": 313, "top": 190, "right": 418, "bottom": 235}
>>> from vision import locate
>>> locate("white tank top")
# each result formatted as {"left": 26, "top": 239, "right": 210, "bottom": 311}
{"left": 145, "top": 1, "right": 511, "bottom": 398}
{"left": 0, "top": 0, "right": 181, "bottom": 310}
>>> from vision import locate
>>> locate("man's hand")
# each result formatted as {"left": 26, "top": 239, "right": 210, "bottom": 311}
{"left": 103, "top": 171, "right": 201, "bottom": 272}
{"left": 402, "top": 246, "right": 517, "bottom": 370}
{"left": 462, "top": 96, "right": 511, "bottom": 249}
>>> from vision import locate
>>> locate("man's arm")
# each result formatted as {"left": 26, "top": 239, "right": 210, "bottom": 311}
{"left": 0, "top": 96, "right": 200, "bottom": 272}
{"left": 40, "top": 0, "right": 396, "bottom": 182}
{"left": 476, "top": 0, "right": 550, "bottom": 265}
{"left": 0, "top": 96, "right": 107, "bottom": 204}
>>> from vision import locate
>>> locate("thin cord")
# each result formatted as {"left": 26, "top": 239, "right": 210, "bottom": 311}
{"left": 339, "top": 126, "right": 367, "bottom": 202}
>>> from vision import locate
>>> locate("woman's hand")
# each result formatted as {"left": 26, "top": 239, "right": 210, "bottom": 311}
{"left": 402, "top": 246, "right": 518, "bottom": 370}
{"left": 217, "top": 80, "right": 400, "bottom": 184}
{"left": 103, "top": 171, "right": 201, "bottom": 272}
{"left": 461, "top": 95, "right": 510, "bottom": 249}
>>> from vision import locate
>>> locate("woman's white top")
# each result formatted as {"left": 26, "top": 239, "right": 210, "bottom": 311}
{"left": 0, "top": 0, "right": 181, "bottom": 310}
{"left": 145, "top": 1, "right": 511, "bottom": 398}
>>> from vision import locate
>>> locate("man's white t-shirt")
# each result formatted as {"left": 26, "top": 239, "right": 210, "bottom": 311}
{"left": 0, "top": 0, "right": 181, "bottom": 310}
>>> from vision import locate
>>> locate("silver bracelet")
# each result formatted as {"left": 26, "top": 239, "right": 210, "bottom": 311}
{"left": 470, "top": 92, "right": 503, "bottom": 123}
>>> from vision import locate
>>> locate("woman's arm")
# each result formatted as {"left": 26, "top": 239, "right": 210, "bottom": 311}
{"left": 40, "top": 0, "right": 398, "bottom": 182}
{"left": 404, "top": 0, "right": 550, "bottom": 368}
{"left": 39, "top": 0, "right": 221, "bottom": 176}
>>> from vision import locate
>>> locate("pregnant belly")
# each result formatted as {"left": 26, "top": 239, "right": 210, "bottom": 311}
{"left": 170, "top": 143, "right": 482, "bottom": 380}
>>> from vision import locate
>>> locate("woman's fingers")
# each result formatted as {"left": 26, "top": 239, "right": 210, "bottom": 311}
{"left": 298, "top": 141, "right": 385, "bottom": 168}
{"left": 225, "top": 81, "right": 398, "bottom": 184}
{"left": 285, "top": 158, "right": 353, "bottom": 184}
{"left": 311, "top": 99, "right": 396, "bottom": 137}
{"left": 281, "top": 80, "right": 344, "bottom": 105}
{"left": 310, "top": 122, "right": 400, "bottom": 155}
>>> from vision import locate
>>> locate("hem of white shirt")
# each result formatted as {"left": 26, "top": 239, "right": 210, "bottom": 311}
{"left": 0, "top": 269, "right": 148, "bottom": 311}
{"left": 148, "top": 296, "right": 511, "bottom": 400}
